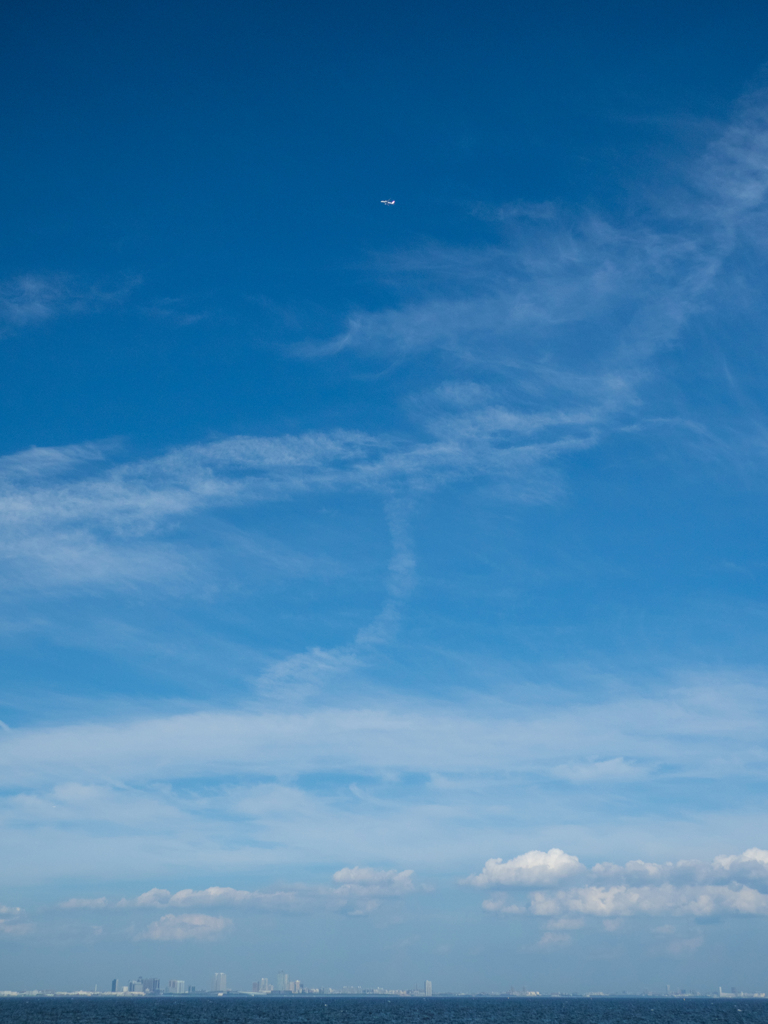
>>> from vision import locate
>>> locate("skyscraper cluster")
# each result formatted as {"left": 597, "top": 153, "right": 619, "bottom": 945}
{"left": 111, "top": 978, "right": 161, "bottom": 994}
{"left": 253, "top": 972, "right": 302, "bottom": 994}
{"left": 105, "top": 972, "right": 431, "bottom": 996}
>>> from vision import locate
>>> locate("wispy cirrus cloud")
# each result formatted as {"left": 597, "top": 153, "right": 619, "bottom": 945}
{"left": 3, "top": 678, "right": 767, "bottom": 792}
{"left": 4, "top": 95, "right": 768, "bottom": 641}
{"left": 0, "top": 274, "right": 137, "bottom": 336}
{"left": 0, "top": 677, "right": 765, "bottom": 888}
{"left": 0, "top": 397, "right": 604, "bottom": 601}
{"left": 7, "top": 89, "right": 768, "bottom": 951}
{"left": 0, "top": 275, "right": 72, "bottom": 329}
{"left": 0, "top": 407, "right": 598, "bottom": 532}
{"left": 283, "top": 89, "right": 768, "bottom": 530}
{"left": 306, "top": 91, "right": 768, "bottom": 376}
{"left": 5, "top": 96, "right": 768, "bottom": 608}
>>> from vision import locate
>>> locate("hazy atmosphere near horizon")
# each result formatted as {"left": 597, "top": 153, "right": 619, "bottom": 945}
{"left": 7, "top": 0, "right": 768, "bottom": 997}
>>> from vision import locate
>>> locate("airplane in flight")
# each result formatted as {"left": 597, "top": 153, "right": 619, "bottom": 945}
{"left": 380, "top": 199, "right": 395, "bottom": 205}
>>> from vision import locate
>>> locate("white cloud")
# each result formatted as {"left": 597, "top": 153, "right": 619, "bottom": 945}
{"left": 478, "top": 847, "right": 768, "bottom": 920}
{"left": 529, "top": 883, "right": 768, "bottom": 917}
{"left": 465, "top": 848, "right": 584, "bottom": 887}
{"left": 138, "top": 913, "right": 230, "bottom": 941}
{"left": 590, "top": 846, "right": 768, "bottom": 887}
{"left": 64, "top": 867, "right": 416, "bottom": 918}
{"left": 713, "top": 847, "right": 768, "bottom": 878}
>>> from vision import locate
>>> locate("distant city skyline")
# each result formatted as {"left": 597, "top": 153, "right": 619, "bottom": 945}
{"left": 2, "top": 986, "right": 767, "bottom": 999}
{"left": 61, "top": 972, "right": 764, "bottom": 1001}
{"left": 97, "top": 971, "right": 433, "bottom": 997}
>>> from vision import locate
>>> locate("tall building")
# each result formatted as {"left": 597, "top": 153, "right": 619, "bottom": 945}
{"left": 276, "top": 972, "right": 289, "bottom": 992}
{"left": 256, "top": 979, "right": 271, "bottom": 993}
{"left": 425, "top": 981, "right": 432, "bottom": 997}
{"left": 168, "top": 980, "right": 186, "bottom": 994}
{"left": 213, "top": 973, "right": 227, "bottom": 993}
{"left": 111, "top": 980, "right": 118, "bottom": 993}
{"left": 140, "top": 978, "right": 161, "bottom": 994}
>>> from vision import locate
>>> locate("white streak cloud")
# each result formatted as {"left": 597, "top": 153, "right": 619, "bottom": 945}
{"left": 138, "top": 913, "right": 230, "bottom": 941}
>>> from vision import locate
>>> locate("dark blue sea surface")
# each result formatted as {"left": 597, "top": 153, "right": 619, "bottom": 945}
{"left": 0, "top": 999, "right": 766, "bottom": 1024}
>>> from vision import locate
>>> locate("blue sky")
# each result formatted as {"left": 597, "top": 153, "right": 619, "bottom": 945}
{"left": 5, "top": 0, "right": 768, "bottom": 996}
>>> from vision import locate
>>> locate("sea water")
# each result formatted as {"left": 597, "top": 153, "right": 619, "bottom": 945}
{"left": 0, "top": 999, "right": 765, "bottom": 1024}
